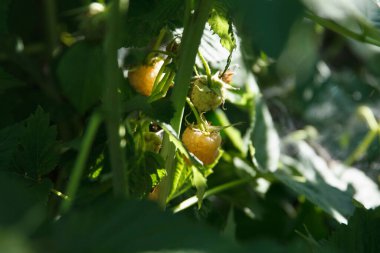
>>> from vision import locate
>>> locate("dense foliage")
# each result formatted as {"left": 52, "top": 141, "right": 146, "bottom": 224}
{"left": 1, "top": 0, "right": 380, "bottom": 252}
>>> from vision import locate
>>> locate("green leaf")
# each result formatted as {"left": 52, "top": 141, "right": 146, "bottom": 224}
{"left": 123, "top": 0, "right": 183, "bottom": 47}
{"left": 169, "top": 154, "right": 192, "bottom": 199}
{"left": 232, "top": 0, "right": 303, "bottom": 58}
{"left": 303, "top": 0, "right": 380, "bottom": 45}
{"left": 48, "top": 199, "right": 242, "bottom": 253}
{"left": 129, "top": 151, "right": 166, "bottom": 198}
{"left": 0, "top": 124, "right": 22, "bottom": 170}
{"left": 275, "top": 140, "right": 355, "bottom": 223}
{"left": 319, "top": 207, "right": 380, "bottom": 253}
{"left": 208, "top": 6, "right": 236, "bottom": 52}
{"left": 192, "top": 166, "right": 207, "bottom": 208}
{"left": 252, "top": 98, "right": 280, "bottom": 173}
{"left": 14, "top": 107, "right": 58, "bottom": 177}
{"left": 0, "top": 172, "right": 52, "bottom": 227}
{"left": 123, "top": 96, "right": 175, "bottom": 123}
{"left": 57, "top": 42, "right": 105, "bottom": 113}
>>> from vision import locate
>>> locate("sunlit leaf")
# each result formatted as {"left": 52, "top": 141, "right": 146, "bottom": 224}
{"left": 276, "top": 140, "right": 355, "bottom": 223}
{"left": 208, "top": 5, "right": 236, "bottom": 52}
{"left": 252, "top": 98, "right": 280, "bottom": 173}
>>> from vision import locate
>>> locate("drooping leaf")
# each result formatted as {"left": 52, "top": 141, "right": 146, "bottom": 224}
{"left": 169, "top": 153, "right": 192, "bottom": 199}
{"left": 208, "top": 5, "right": 236, "bottom": 52}
{"left": 302, "top": 0, "right": 380, "bottom": 45}
{"left": 252, "top": 98, "right": 280, "bottom": 173}
{"left": 47, "top": 199, "right": 243, "bottom": 253}
{"left": 14, "top": 107, "right": 58, "bottom": 177}
{"left": 275, "top": 140, "right": 355, "bottom": 223}
{"left": 231, "top": 0, "right": 304, "bottom": 58}
{"left": 57, "top": 41, "right": 105, "bottom": 113}
{"left": 318, "top": 207, "right": 380, "bottom": 253}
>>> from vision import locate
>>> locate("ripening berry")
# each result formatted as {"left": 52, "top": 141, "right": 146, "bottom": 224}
{"left": 128, "top": 58, "right": 164, "bottom": 96}
{"left": 182, "top": 126, "right": 221, "bottom": 165}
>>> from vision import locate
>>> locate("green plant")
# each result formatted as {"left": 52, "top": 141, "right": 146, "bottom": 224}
{"left": 1, "top": 0, "right": 380, "bottom": 252}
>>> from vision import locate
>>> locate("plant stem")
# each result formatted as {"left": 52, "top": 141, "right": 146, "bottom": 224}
{"left": 43, "top": 0, "right": 58, "bottom": 57}
{"left": 345, "top": 128, "right": 378, "bottom": 165}
{"left": 172, "top": 178, "right": 251, "bottom": 213}
{"left": 104, "top": 0, "right": 129, "bottom": 198}
{"left": 60, "top": 113, "right": 102, "bottom": 214}
{"left": 158, "top": 0, "right": 214, "bottom": 208}
{"left": 146, "top": 28, "right": 167, "bottom": 61}
{"left": 305, "top": 11, "right": 380, "bottom": 47}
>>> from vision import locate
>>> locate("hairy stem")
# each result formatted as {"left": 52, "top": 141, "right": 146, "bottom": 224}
{"left": 305, "top": 11, "right": 380, "bottom": 47}
{"left": 158, "top": 0, "right": 214, "bottom": 208}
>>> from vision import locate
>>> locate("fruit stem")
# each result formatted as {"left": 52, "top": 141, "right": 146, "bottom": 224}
{"left": 198, "top": 50, "right": 212, "bottom": 85}
{"left": 59, "top": 112, "right": 102, "bottom": 214}
{"left": 158, "top": 0, "right": 214, "bottom": 208}
{"left": 151, "top": 56, "right": 172, "bottom": 99}
{"left": 103, "top": 0, "right": 130, "bottom": 198}
{"left": 186, "top": 97, "right": 206, "bottom": 131}
{"left": 193, "top": 65, "right": 199, "bottom": 76}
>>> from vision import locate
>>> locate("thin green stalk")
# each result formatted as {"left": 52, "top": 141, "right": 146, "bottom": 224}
{"left": 198, "top": 50, "right": 212, "bottom": 84}
{"left": 305, "top": 11, "right": 380, "bottom": 47}
{"left": 186, "top": 97, "right": 206, "bottom": 131}
{"left": 104, "top": 0, "right": 129, "bottom": 198}
{"left": 345, "top": 129, "right": 378, "bottom": 165}
{"left": 147, "top": 28, "right": 167, "bottom": 61}
{"left": 158, "top": 0, "right": 214, "bottom": 208}
{"left": 172, "top": 178, "right": 251, "bottom": 213}
{"left": 60, "top": 113, "right": 102, "bottom": 214}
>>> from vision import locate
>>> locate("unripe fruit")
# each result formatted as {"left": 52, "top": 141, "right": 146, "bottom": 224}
{"left": 190, "top": 77, "right": 224, "bottom": 112}
{"left": 182, "top": 126, "right": 221, "bottom": 165}
{"left": 128, "top": 59, "right": 164, "bottom": 96}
